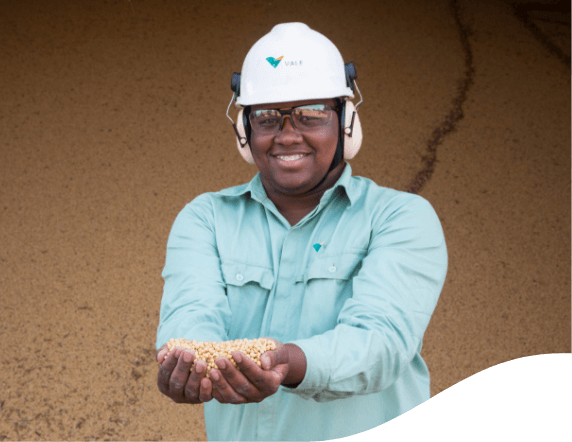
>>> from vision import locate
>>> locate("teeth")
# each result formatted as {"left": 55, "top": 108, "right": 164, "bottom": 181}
{"left": 276, "top": 154, "right": 305, "bottom": 161}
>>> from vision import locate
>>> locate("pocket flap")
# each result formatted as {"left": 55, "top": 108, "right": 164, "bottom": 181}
{"left": 298, "top": 251, "right": 366, "bottom": 283}
{"left": 221, "top": 260, "right": 274, "bottom": 291}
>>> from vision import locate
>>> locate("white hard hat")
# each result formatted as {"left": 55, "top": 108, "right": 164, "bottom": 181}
{"left": 236, "top": 23, "right": 354, "bottom": 106}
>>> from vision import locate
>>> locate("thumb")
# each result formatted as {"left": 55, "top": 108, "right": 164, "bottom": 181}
{"left": 261, "top": 352, "right": 273, "bottom": 370}
{"left": 156, "top": 344, "right": 169, "bottom": 363}
{"left": 261, "top": 342, "right": 289, "bottom": 370}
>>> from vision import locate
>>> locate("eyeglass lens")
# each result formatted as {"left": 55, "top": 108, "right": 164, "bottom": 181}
{"left": 250, "top": 104, "right": 335, "bottom": 133}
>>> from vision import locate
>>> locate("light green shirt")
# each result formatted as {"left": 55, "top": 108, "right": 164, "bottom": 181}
{"left": 157, "top": 163, "right": 447, "bottom": 441}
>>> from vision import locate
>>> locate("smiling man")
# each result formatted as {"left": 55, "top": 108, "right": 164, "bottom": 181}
{"left": 156, "top": 23, "right": 448, "bottom": 441}
{"left": 248, "top": 98, "right": 344, "bottom": 226}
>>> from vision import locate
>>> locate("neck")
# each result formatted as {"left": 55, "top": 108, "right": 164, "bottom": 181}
{"left": 262, "top": 162, "right": 346, "bottom": 226}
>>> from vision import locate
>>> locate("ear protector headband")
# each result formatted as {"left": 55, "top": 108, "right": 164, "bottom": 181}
{"left": 226, "top": 63, "right": 363, "bottom": 165}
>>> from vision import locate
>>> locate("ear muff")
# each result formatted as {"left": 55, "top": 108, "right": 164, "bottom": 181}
{"left": 342, "top": 100, "right": 362, "bottom": 160}
{"left": 235, "top": 109, "right": 255, "bottom": 164}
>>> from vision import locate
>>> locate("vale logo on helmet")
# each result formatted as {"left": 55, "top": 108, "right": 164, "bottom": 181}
{"left": 266, "top": 56, "right": 303, "bottom": 68}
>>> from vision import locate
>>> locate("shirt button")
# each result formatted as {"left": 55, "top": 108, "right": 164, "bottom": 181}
{"left": 236, "top": 273, "right": 244, "bottom": 281}
{"left": 328, "top": 265, "right": 337, "bottom": 273}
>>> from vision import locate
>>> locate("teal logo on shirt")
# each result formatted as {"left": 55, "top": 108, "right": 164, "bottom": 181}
{"left": 313, "top": 242, "right": 324, "bottom": 252}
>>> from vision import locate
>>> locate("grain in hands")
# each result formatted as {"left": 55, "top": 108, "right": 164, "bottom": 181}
{"left": 165, "top": 338, "right": 276, "bottom": 377}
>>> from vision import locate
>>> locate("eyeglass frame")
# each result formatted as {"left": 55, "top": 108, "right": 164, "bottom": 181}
{"left": 247, "top": 103, "right": 341, "bottom": 135}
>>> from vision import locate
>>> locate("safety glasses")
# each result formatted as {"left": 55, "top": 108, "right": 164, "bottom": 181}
{"left": 249, "top": 104, "right": 338, "bottom": 135}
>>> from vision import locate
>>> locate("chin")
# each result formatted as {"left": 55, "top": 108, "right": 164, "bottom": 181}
{"left": 278, "top": 179, "right": 319, "bottom": 194}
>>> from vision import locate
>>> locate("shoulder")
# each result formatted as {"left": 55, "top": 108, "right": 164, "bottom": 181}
{"left": 185, "top": 182, "right": 251, "bottom": 209}
{"left": 346, "top": 175, "right": 436, "bottom": 219}
{"left": 327, "top": 174, "right": 444, "bottom": 254}
{"left": 347, "top": 176, "right": 444, "bottom": 248}
{"left": 174, "top": 181, "right": 255, "bottom": 227}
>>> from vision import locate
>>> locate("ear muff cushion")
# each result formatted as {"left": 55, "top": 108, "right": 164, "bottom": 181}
{"left": 343, "top": 100, "right": 362, "bottom": 160}
{"left": 235, "top": 109, "right": 255, "bottom": 164}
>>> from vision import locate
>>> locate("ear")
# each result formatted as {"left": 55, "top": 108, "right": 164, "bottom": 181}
{"left": 342, "top": 100, "right": 363, "bottom": 160}
{"left": 235, "top": 109, "right": 255, "bottom": 164}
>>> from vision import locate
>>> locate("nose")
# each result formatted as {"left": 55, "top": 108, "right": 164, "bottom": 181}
{"left": 280, "top": 115, "right": 296, "bottom": 131}
{"left": 274, "top": 115, "right": 303, "bottom": 145}
{"left": 275, "top": 116, "right": 303, "bottom": 144}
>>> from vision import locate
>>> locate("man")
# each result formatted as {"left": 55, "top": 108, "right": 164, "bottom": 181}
{"left": 156, "top": 23, "right": 447, "bottom": 441}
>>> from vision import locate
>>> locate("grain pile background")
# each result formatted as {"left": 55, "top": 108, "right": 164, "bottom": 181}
{"left": 1, "top": 0, "right": 570, "bottom": 440}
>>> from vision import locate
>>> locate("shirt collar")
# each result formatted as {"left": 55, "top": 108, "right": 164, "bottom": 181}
{"left": 218, "top": 162, "right": 357, "bottom": 207}
{"left": 318, "top": 162, "right": 355, "bottom": 208}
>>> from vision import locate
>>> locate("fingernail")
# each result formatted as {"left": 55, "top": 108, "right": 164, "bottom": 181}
{"left": 233, "top": 352, "right": 242, "bottom": 364}
{"left": 262, "top": 356, "right": 270, "bottom": 368}
{"left": 196, "top": 363, "right": 204, "bottom": 374}
{"left": 217, "top": 360, "right": 226, "bottom": 370}
{"left": 210, "top": 371, "right": 219, "bottom": 381}
{"left": 183, "top": 352, "right": 193, "bottom": 363}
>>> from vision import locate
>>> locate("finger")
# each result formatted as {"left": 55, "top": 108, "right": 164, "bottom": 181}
{"left": 156, "top": 344, "right": 169, "bottom": 363}
{"left": 209, "top": 368, "right": 246, "bottom": 404}
{"left": 157, "top": 348, "right": 180, "bottom": 393}
{"left": 211, "top": 383, "right": 223, "bottom": 403}
{"left": 261, "top": 351, "right": 273, "bottom": 370}
{"left": 184, "top": 359, "right": 207, "bottom": 401}
{"left": 256, "top": 337, "right": 284, "bottom": 369}
{"left": 199, "top": 377, "right": 214, "bottom": 403}
{"left": 216, "top": 356, "right": 259, "bottom": 400}
{"left": 265, "top": 347, "right": 291, "bottom": 382}
{"left": 233, "top": 351, "right": 281, "bottom": 395}
{"left": 260, "top": 343, "right": 288, "bottom": 370}
{"left": 169, "top": 349, "right": 195, "bottom": 396}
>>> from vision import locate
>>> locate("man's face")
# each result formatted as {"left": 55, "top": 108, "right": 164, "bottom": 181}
{"left": 249, "top": 98, "right": 340, "bottom": 196}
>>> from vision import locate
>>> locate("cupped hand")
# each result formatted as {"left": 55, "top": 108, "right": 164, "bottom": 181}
{"left": 208, "top": 339, "right": 291, "bottom": 404}
{"left": 156, "top": 344, "right": 214, "bottom": 404}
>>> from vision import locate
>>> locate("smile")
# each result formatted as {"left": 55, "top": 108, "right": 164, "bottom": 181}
{"left": 274, "top": 154, "right": 308, "bottom": 162}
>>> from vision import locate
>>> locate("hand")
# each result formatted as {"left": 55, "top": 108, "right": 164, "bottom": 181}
{"left": 156, "top": 344, "right": 214, "bottom": 404}
{"left": 208, "top": 340, "right": 305, "bottom": 405}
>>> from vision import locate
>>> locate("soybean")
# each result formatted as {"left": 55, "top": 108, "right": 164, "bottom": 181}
{"left": 165, "top": 338, "right": 276, "bottom": 377}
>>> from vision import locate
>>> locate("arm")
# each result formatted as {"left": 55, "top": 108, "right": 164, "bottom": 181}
{"left": 157, "top": 194, "right": 232, "bottom": 348}
{"left": 156, "top": 194, "right": 232, "bottom": 403}
{"left": 289, "top": 194, "right": 447, "bottom": 402}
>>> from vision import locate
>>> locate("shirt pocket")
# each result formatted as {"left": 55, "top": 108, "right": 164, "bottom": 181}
{"left": 298, "top": 250, "right": 367, "bottom": 283}
{"left": 221, "top": 260, "right": 274, "bottom": 290}
{"left": 220, "top": 260, "right": 274, "bottom": 339}
{"left": 295, "top": 251, "right": 366, "bottom": 338}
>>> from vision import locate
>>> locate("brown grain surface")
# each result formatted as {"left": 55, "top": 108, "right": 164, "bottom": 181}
{"left": 1, "top": 0, "right": 569, "bottom": 440}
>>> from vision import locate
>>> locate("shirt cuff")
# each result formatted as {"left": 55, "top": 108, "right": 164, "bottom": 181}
{"left": 282, "top": 337, "right": 330, "bottom": 400}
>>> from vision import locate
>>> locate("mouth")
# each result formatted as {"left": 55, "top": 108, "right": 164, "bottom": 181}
{"left": 272, "top": 153, "right": 310, "bottom": 163}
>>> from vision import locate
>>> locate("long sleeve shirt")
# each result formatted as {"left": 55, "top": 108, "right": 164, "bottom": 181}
{"left": 156, "top": 163, "right": 448, "bottom": 441}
